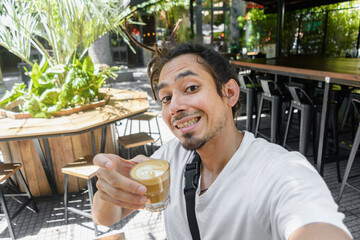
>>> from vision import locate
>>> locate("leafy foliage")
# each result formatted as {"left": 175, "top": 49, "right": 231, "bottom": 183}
{"left": 138, "top": 0, "right": 191, "bottom": 42}
{"left": 0, "top": 56, "right": 118, "bottom": 118}
{"left": 237, "top": 1, "right": 360, "bottom": 55}
{"left": 0, "top": 0, "right": 134, "bottom": 117}
{"left": 0, "top": 0, "right": 134, "bottom": 67}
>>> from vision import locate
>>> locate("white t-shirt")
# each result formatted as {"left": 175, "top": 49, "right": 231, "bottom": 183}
{"left": 151, "top": 131, "right": 351, "bottom": 240}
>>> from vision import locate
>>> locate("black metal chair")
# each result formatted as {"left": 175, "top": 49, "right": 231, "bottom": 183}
{"left": 237, "top": 74, "right": 261, "bottom": 132}
{"left": 0, "top": 163, "right": 39, "bottom": 240}
{"left": 340, "top": 90, "right": 360, "bottom": 140}
{"left": 282, "top": 84, "right": 321, "bottom": 159}
{"left": 338, "top": 98, "right": 360, "bottom": 203}
{"left": 255, "top": 77, "right": 288, "bottom": 143}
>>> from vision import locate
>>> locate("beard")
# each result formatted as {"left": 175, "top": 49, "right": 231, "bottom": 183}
{"left": 181, "top": 132, "right": 207, "bottom": 150}
{"left": 179, "top": 113, "right": 226, "bottom": 151}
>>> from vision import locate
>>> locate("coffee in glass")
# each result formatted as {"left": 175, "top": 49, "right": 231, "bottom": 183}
{"left": 130, "top": 159, "right": 170, "bottom": 212}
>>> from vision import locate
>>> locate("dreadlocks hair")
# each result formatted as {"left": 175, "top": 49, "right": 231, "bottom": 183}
{"left": 146, "top": 41, "right": 242, "bottom": 118}
{"left": 123, "top": 18, "right": 241, "bottom": 117}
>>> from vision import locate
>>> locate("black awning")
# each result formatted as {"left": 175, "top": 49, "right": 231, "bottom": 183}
{"left": 245, "top": 0, "right": 354, "bottom": 13}
{"left": 129, "top": 0, "right": 149, "bottom": 7}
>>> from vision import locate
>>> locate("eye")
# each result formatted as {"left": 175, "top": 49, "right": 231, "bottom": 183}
{"left": 185, "top": 85, "right": 199, "bottom": 93}
{"left": 160, "top": 96, "right": 171, "bottom": 104}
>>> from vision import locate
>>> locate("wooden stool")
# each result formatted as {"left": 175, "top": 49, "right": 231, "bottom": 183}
{"left": 118, "top": 132, "right": 154, "bottom": 158}
{"left": 124, "top": 111, "right": 163, "bottom": 146}
{"left": 61, "top": 156, "right": 99, "bottom": 236}
{"left": 0, "top": 163, "right": 39, "bottom": 240}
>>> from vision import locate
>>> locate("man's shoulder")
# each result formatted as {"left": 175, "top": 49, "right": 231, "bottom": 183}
{"left": 242, "top": 131, "right": 310, "bottom": 169}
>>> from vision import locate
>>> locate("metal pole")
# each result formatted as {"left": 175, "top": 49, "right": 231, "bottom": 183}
{"left": 190, "top": 0, "right": 194, "bottom": 39}
{"left": 321, "top": 11, "right": 329, "bottom": 56}
{"left": 296, "top": 14, "right": 302, "bottom": 55}
{"left": 211, "top": 0, "right": 214, "bottom": 45}
{"left": 276, "top": 0, "right": 284, "bottom": 58}
{"left": 356, "top": 20, "right": 360, "bottom": 57}
{"left": 0, "top": 67, "right": 7, "bottom": 96}
{"left": 195, "top": 0, "right": 203, "bottom": 42}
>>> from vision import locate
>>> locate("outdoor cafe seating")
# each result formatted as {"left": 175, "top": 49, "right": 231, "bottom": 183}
{"left": 61, "top": 155, "right": 99, "bottom": 236}
{"left": 238, "top": 73, "right": 261, "bottom": 132}
{"left": 254, "top": 76, "right": 290, "bottom": 144}
{"left": 0, "top": 163, "right": 39, "bottom": 240}
{"left": 338, "top": 98, "right": 360, "bottom": 203}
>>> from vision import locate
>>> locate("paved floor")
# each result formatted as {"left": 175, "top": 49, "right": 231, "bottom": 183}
{"left": 1, "top": 68, "right": 360, "bottom": 239}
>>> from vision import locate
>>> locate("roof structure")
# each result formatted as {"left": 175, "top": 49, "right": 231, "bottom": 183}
{"left": 244, "top": 0, "right": 354, "bottom": 13}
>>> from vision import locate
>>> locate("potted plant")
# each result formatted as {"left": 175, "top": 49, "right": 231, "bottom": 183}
{"left": 0, "top": 0, "right": 138, "bottom": 118}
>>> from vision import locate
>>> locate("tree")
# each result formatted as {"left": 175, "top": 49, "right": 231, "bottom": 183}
{"left": 0, "top": 0, "right": 138, "bottom": 117}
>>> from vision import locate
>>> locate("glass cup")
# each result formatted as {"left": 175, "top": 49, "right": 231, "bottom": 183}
{"left": 130, "top": 159, "right": 170, "bottom": 212}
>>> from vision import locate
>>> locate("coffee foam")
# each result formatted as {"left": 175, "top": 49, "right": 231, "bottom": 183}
{"left": 130, "top": 159, "right": 168, "bottom": 180}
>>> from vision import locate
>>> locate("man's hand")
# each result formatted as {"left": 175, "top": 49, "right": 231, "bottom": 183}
{"left": 290, "top": 223, "right": 352, "bottom": 240}
{"left": 91, "top": 154, "right": 150, "bottom": 226}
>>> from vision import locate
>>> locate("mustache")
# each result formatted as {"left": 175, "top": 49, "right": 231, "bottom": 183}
{"left": 171, "top": 111, "right": 202, "bottom": 125}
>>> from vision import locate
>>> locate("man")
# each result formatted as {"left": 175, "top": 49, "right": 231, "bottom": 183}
{"left": 92, "top": 42, "right": 352, "bottom": 240}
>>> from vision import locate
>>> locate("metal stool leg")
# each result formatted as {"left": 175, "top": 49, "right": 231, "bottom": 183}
{"left": 155, "top": 117, "right": 163, "bottom": 145}
{"left": 299, "top": 106, "right": 312, "bottom": 156}
{"left": 271, "top": 96, "right": 281, "bottom": 143}
{"left": 87, "top": 179, "right": 99, "bottom": 236}
{"left": 255, "top": 96, "right": 264, "bottom": 137}
{"left": 283, "top": 104, "right": 294, "bottom": 148}
{"left": 144, "top": 145, "right": 149, "bottom": 156}
{"left": 338, "top": 122, "right": 360, "bottom": 203}
{"left": 64, "top": 174, "right": 69, "bottom": 224}
{"left": 17, "top": 170, "right": 38, "bottom": 212}
{"left": 0, "top": 187, "right": 16, "bottom": 240}
{"left": 246, "top": 89, "right": 255, "bottom": 132}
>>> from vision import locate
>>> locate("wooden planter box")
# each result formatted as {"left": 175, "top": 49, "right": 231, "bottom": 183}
{"left": 0, "top": 88, "right": 149, "bottom": 196}
{"left": 0, "top": 125, "right": 117, "bottom": 196}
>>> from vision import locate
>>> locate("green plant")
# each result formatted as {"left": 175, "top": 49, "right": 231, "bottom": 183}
{"left": 0, "top": 56, "right": 118, "bottom": 118}
{"left": 139, "top": 0, "right": 191, "bottom": 41}
{"left": 0, "top": 0, "right": 138, "bottom": 117}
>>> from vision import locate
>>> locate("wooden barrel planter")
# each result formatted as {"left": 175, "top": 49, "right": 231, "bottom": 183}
{"left": 0, "top": 126, "right": 116, "bottom": 196}
{"left": 0, "top": 88, "right": 149, "bottom": 196}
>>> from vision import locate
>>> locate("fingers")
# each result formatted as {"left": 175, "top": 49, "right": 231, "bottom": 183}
{"left": 96, "top": 167, "right": 147, "bottom": 195}
{"left": 93, "top": 153, "right": 153, "bottom": 210}
{"left": 96, "top": 176, "right": 147, "bottom": 209}
{"left": 95, "top": 188, "right": 146, "bottom": 210}
{"left": 94, "top": 153, "right": 133, "bottom": 170}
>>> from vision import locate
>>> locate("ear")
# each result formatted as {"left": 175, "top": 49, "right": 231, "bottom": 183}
{"left": 224, "top": 79, "right": 240, "bottom": 107}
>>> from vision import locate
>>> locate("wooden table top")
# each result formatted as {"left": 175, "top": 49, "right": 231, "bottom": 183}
{"left": 231, "top": 57, "right": 360, "bottom": 86}
{"left": 0, "top": 88, "right": 149, "bottom": 141}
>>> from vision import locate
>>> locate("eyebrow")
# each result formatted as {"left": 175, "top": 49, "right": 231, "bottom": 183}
{"left": 158, "top": 70, "right": 198, "bottom": 91}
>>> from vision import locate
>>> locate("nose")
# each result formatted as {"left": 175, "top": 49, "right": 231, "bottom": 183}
{"left": 168, "top": 92, "right": 185, "bottom": 116}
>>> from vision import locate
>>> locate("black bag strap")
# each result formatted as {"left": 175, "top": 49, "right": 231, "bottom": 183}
{"left": 184, "top": 152, "right": 201, "bottom": 240}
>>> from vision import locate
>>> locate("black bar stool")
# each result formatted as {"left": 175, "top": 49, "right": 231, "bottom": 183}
{"left": 338, "top": 98, "right": 360, "bottom": 203}
{"left": 282, "top": 84, "right": 320, "bottom": 159}
{"left": 0, "top": 163, "right": 39, "bottom": 240}
{"left": 238, "top": 74, "right": 261, "bottom": 132}
{"left": 255, "top": 77, "right": 287, "bottom": 143}
{"left": 340, "top": 90, "right": 360, "bottom": 139}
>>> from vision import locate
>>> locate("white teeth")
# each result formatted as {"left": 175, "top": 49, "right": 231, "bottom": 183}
{"left": 176, "top": 117, "right": 199, "bottom": 129}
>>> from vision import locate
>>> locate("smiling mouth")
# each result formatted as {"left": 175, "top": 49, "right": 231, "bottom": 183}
{"left": 175, "top": 117, "right": 200, "bottom": 129}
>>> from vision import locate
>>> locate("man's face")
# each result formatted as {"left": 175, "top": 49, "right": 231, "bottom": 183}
{"left": 157, "top": 54, "right": 230, "bottom": 150}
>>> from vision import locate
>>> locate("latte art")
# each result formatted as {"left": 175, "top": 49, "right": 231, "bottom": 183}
{"left": 130, "top": 159, "right": 170, "bottom": 212}
{"left": 131, "top": 161, "right": 168, "bottom": 179}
